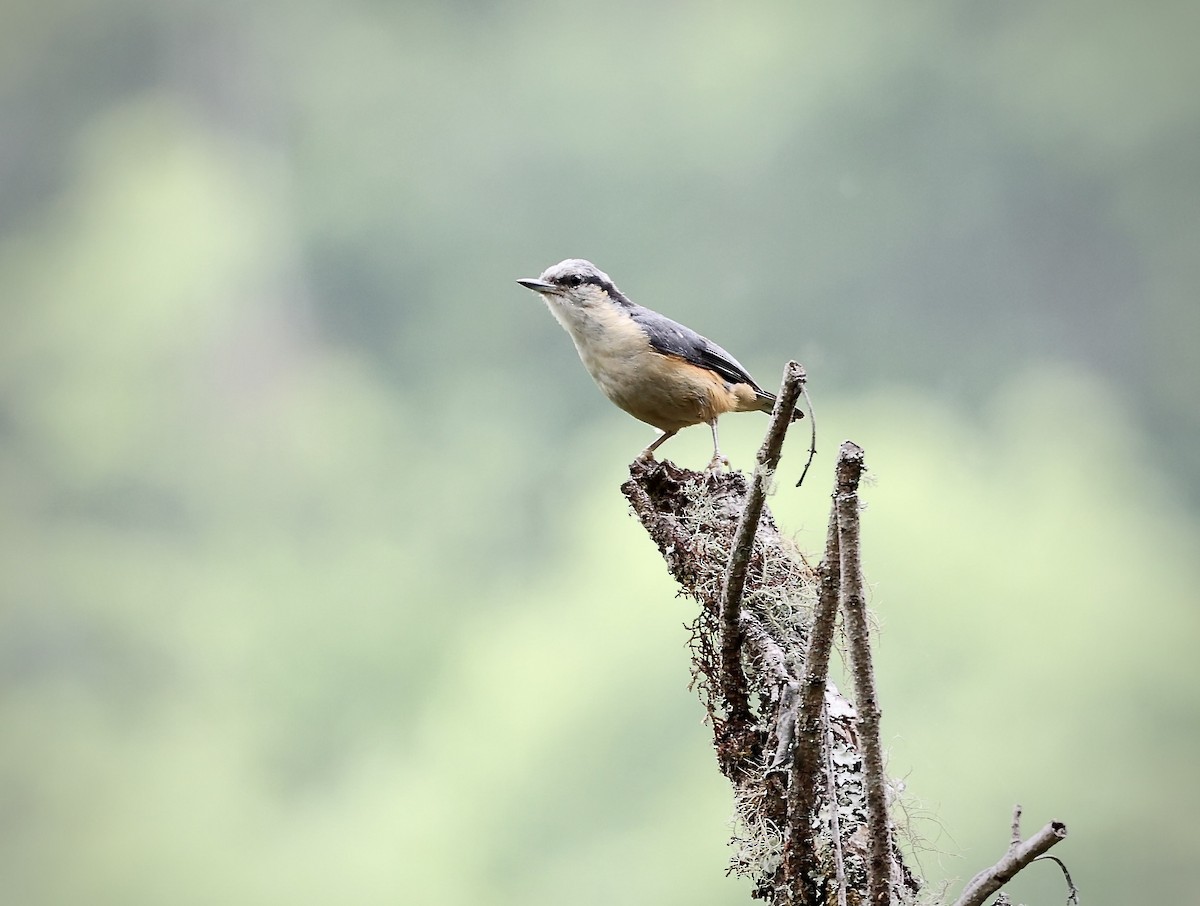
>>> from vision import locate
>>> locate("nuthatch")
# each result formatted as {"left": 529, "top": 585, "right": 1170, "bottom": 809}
{"left": 518, "top": 258, "right": 802, "bottom": 469}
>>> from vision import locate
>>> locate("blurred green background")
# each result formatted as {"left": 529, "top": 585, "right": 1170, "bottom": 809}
{"left": 2, "top": 1, "right": 1197, "bottom": 904}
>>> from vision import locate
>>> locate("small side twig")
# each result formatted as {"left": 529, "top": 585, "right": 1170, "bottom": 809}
{"left": 794, "top": 384, "right": 818, "bottom": 488}
{"left": 718, "top": 361, "right": 806, "bottom": 727}
{"left": 833, "top": 441, "right": 892, "bottom": 905}
{"left": 953, "top": 805, "right": 1070, "bottom": 906}
{"left": 1010, "top": 804, "right": 1023, "bottom": 849}
{"left": 823, "top": 703, "right": 849, "bottom": 906}
{"left": 1034, "top": 854, "right": 1080, "bottom": 905}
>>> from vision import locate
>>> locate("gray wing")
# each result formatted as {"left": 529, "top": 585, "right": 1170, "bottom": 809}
{"left": 628, "top": 305, "right": 765, "bottom": 393}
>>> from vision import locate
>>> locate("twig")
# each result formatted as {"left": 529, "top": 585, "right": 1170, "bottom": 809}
{"left": 833, "top": 440, "right": 891, "bottom": 905}
{"left": 794, "top": 383, "right": 818, "bottom": 488}
{"left": 952, "top": 807, "right": 1069, "bottom": 906}
{"left": 1034, "top": 854, "right": 1079, "bottom": 905}
{"left": 823, "top": 702, "right": 849, "bottom": 906}
{"left": 783, "top": 498, "right": 841, "bottom": 898}
{"left": 742, "top": 610, "right": 793, "bottom": 685}
{"left": 717, "top": 361, "right": 806, "bottom": 725}
{"left": 767, "top": 680, "right": 801, "bottom": 771}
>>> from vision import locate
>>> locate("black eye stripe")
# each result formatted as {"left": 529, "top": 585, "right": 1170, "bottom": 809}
{"left": 555, "top": 273, "right": 602, "bottom": 288}
{"left": 552, "top": 272, "right": 630, "bottom": 305}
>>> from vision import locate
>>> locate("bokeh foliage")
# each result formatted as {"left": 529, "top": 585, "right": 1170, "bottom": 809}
{"left": 1, "top": 1, "right": 1197, "bottom": 904}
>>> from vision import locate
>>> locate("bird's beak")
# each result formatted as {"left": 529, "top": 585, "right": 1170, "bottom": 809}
{"left": 517, "top": 278, "right": 558, "bottom": 293}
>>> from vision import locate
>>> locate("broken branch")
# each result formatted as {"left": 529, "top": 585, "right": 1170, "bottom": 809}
{"left": 953, "top": 806, "right": 1070, "bottom": 906}
{"left": 833, "top": 441, "right": 892, "bottom": 905}
{"left": 717, "top": 361, "right": 806, "bottom": 724}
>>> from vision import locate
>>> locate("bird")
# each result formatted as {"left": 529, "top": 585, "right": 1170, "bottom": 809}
{"left": 517, "top": 258, "right": 802, "bottom": 470}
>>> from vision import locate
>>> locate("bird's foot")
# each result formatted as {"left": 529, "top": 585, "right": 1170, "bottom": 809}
{"left": 705, "top": 453, "right": 731, "bottom": 473}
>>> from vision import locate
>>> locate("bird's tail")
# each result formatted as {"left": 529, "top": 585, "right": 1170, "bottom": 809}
{"left": 755, "top": 391, "right": 805, "bottom": 421}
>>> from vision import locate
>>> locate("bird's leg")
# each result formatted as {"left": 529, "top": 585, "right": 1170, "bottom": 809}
{"left": 706, "top": 420, "right": 730, "bottom": 472}
{"left": 637, "top": 429, "right": 677, "bottom": 462}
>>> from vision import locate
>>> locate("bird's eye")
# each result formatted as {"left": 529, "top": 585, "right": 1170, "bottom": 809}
{"left": 560, "top": 274, "right": 582, "bottom": 288}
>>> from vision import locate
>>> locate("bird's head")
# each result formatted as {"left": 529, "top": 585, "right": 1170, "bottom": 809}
{"left": 517, "top": 259, "right": 626, "bottom": 310}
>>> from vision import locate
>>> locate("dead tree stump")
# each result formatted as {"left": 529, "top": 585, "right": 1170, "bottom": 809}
{"left": 622, "top": 455, "right": 919, "bottom": 905}
{"left": 617, "top": 362, "right": 1068, "bottom": 905}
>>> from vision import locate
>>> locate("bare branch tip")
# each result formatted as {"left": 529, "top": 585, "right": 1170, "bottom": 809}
{"left": 838, "top": 439, "right": 865, "bottom": 464}
{"left": 833, "top": 441, "right": 867, "bottom": 497}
